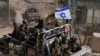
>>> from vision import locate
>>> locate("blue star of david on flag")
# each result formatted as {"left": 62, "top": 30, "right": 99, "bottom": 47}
{"left": 60, "top": 12, "right": 66, "bottom": 19}
{"left": 55, "top": 7, "right": 72, "bottom": 20}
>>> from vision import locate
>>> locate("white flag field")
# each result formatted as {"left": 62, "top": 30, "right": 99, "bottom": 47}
{"left": 55, "top": 7, "right": 72, "bottom": 20}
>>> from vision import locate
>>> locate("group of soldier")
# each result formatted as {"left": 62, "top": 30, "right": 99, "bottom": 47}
{"left": 7, "top": 19, "right": 44, "bottom": 56}
{"left": 0, "top": 18, "right": 82, "bottom": 56}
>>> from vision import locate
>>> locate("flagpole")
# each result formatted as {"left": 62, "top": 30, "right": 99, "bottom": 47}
{"left": 68, "top": 0, "right": 71, "bottom": 24}
{"left": 63, "top": 17, "right": 65, "bottom": 24}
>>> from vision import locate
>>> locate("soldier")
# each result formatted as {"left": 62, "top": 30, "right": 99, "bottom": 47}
{"left": 34, "top": 19, "right": 44, "bottom": 31}
{"left": 51, "top": 39, "right": 62, "bottom": 56}
{"left": 19, "top": 19, "right": 28, "bottom": 34}
{"left": 17, "top": 25, "right": 26, "bottom": 42}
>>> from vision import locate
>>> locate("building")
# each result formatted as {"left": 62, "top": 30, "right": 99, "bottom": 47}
{"left": 77, "top": 0, "right": 100, "bottom": 24}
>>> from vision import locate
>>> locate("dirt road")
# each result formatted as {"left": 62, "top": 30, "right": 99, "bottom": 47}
{"left": 0, "top": 25, "right": 13, "bottom": 38}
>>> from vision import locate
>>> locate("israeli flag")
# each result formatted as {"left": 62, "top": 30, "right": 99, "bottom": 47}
{"left": 55, "top": 7, "right": 72, "bottom": 20}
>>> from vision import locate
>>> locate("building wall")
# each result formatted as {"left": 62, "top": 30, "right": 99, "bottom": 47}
{"left": 87, "top": 9, "right": 100, "bottom": 24}
{"left": 77, "top": 1, "right": 100, "bottom": 24}
{"left": 94, "top": 10, "right": 100, "bottom": 24}
{"left": 30, "top": 2, "right": 56, "bottom": 18}
{"left": 86, "top": 9, "right": 93, "bottom": 24}
{"left": 0, "top": 1, "right": 6, "bottom": 6}
{"left": 10, "top": 0, "right": 56, "bottom": 24}
{"left": 27, "top": 0, "right": 55, "bottom": 3}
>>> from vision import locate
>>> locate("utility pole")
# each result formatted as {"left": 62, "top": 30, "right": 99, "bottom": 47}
{"left": 8, "top": 0, "right": 11, "bottom": 24}
{"left": 92, "top": 9, "right": 95, "bottom": 35}
{"left": 63, "top": 0, "right": 68, "bottom": 7}
{"left": 63, "top": 0, "right": 71, "bottom": 23}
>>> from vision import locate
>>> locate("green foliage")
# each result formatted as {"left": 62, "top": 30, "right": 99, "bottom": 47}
{"left": 0, "top": 5, "right": 16, "bottom": 17}
{"left": 47, "top": 13, "right": 54, "bottom": 18}
{"left": 10, "top": 7, "right": 16, "bottom": 17}
{"left": 0, "top": 5, "right": 8, "bottom": 15}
